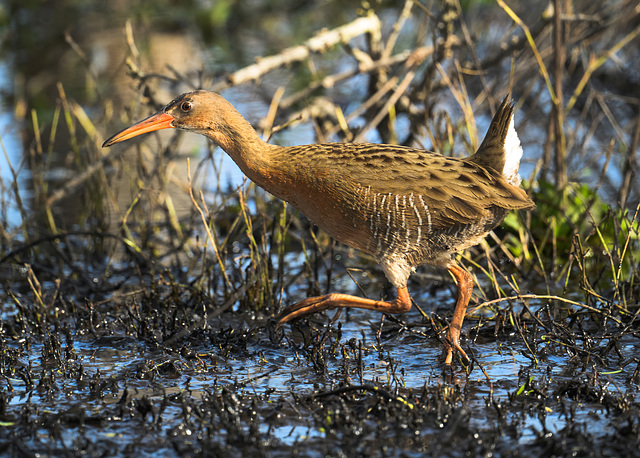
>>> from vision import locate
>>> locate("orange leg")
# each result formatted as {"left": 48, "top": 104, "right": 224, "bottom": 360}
{"left": 276, "top": 286, "right": 412, "bottom": 327}
{"left": 444, "top": 263, "right": 474, "bottom": 365}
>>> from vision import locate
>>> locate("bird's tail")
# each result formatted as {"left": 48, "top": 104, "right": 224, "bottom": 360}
{"left": 468, "top": 95, "right": 523, "bottom": 186}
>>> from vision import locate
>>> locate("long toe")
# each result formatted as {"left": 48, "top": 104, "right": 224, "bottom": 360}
{"left": 276, "top": 295, "right": 334, "bottom": 327}
{"left": 442, "top": 329, "right": 471, "bottom": 366}
{"left": 277, "top": 288, "right": 412, "bottom": 329}
{"left": 442, "top": 343, "right": 470, "bottom": 366}
{"left": 443, "top": 344, "right": 454, "bottom": 366}
{"left": 453, "top": 341, "right": 470, "bottom": 365}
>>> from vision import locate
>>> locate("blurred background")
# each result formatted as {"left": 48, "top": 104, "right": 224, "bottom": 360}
{"left": 2, "top": 0, "right": 638, "bottom": 237}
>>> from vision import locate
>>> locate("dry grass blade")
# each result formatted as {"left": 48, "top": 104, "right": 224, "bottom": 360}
{"left": 566, "top": 24, "right": 640, "bottom": 113}
{"left": 497, "top": 0, "right": 556, "bottom": 103}
{"left": 469, "top": 294, "right": 626, "bottom": 326}
{"left": 353, "top": 69, "right": 417, "bottom": 142}
{"left": 187, "top": 158, "right": 232, "bottom": 291}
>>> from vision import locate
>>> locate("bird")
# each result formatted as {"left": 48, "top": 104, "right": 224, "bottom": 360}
{"left": 103, "top": 90, "right": 535, "bottom": 365}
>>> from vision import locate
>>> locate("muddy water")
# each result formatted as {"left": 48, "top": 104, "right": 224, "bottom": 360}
{"left": 2, "top": 282, "right": 637, "bottom": 455}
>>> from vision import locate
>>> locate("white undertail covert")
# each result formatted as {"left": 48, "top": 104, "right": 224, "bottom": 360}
{"left": 502, "top": 114, "right": 523, "bottom": 186}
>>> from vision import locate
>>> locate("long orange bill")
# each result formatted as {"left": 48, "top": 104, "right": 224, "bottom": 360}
{"left": 102, "top": 111, "right": 175, "bottom": 147}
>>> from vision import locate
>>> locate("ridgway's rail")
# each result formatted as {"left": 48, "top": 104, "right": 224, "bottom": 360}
{"left": 103, "top": 91, "right": 535, "bottom": 365}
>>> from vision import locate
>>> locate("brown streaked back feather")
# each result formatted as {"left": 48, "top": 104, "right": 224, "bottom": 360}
{"left": 270, "top": 141, "right": 533, "bottom": 261}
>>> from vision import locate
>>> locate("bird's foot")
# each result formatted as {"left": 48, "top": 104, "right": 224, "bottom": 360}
{"left": 443, "top": 339, "right": 470, "bottom": 366}
{"left": 442, "top": 263, "right": 473, "bottom": 366}
{"left": 276, "top": 294, "right": 339, "bottom": 328}
{"left": 442, "top": 326, "right": 471, "bottom": 366}
{"left": 276, "top": 288, "right": 412, "bottom": 329}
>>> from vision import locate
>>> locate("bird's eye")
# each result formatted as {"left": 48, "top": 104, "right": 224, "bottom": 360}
{"left": 180, "top": 101, "right": 192, "bottom": 112}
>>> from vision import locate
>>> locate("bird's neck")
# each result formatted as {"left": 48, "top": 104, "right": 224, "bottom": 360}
{"left": 205, "top": 111, "right": 284, "bottom": 192}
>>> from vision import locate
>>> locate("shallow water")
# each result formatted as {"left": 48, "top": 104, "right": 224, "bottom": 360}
{"left": 3, "top": 289, "right": 638, "bottom": 453}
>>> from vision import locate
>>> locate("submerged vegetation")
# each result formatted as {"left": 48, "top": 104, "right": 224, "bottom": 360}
{"left": 1, "top": 0, "right": 639, "bottom": 455}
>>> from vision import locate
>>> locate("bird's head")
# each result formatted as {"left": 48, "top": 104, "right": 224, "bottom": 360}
{"left": 102, "top": 90, "right": 238, "bottom": 147}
